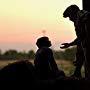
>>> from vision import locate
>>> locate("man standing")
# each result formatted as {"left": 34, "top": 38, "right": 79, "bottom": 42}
{"left": 63, "top": 4, "right": 90, "bottom": 79}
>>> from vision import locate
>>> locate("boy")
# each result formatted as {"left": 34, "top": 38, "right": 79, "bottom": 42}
{"left": 34, "top": 36, "right": 65, "bottom": 79}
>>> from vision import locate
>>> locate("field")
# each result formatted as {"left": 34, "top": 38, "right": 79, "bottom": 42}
{"left": 0, "top": 60, "right": 85, "bottom": 76}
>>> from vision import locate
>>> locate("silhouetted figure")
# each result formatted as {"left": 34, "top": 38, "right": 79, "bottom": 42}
{"left": 0, "top": 60, "right": 36, "bottom": 83}
{"left": 63, "top": 4, "right": 90, "bottom": 79}
{"left": 60, "top": 38, "right": 85, "bottom": 78}
{"left": 34, "top": 36, "right": 65, "bottom": 80}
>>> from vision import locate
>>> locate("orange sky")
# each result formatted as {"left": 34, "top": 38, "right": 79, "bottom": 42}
{"left": 0, "top": 0, "right": 82, "bottom": 52}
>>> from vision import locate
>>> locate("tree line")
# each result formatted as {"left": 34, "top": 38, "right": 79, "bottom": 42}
{"left": 0, "top": 47, "right": 76, "bottom": 61}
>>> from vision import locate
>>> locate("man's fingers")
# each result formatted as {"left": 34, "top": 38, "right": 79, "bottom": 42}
{"left": 61, "top": 43, "right": 67, "bottom": 45}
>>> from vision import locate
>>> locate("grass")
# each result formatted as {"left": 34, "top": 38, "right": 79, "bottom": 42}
{"left": 56, "top": 60, "right": 74, "bottom": 76}
{"left": 0, "top": 59, "right": 85, "bottom": 77}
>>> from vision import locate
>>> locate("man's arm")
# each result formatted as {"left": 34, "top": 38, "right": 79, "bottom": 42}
{"left": 69, "top": 38, "right": 79, "bottom": 46}
{"left": 60, "top": 38, "right": 78, "bottom": 49}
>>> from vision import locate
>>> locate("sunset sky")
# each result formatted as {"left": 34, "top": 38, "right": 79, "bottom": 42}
{"left": 0, "top": 0, "right": 82, "bottom": 52}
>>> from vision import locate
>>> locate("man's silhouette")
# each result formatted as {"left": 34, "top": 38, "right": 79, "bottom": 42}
{"left": 63, "top": 4, "right": 90, "bottom": 79}
{"left": 60, "top": 38, "right": 85, "bottom": 78}
{"left": 34, "top": 36, "right": 65, "bottom": 79}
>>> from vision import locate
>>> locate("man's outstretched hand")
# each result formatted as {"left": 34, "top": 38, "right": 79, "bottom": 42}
{"left": 60, "top": 43, "right": 70, "bottom": 49}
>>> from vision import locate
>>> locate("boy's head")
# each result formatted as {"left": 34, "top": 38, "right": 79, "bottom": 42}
{"left": 36, "top": 37, "right": 51, "bottom": 48}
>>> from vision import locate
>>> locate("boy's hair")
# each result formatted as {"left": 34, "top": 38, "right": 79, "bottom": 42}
{"left": 36, "top": 37, "right": 50, "bottom": 48}
{"left": 63, "top": 5, "right": 80, "bottom": 18}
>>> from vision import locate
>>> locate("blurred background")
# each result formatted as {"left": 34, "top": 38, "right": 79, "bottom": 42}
{"left": 0, "top": 0, "right": 85, "bottom": 76}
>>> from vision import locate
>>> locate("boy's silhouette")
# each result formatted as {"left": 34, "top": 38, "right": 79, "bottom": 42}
{"left": 34, "top": 36, "right": 65, "bottom": 79}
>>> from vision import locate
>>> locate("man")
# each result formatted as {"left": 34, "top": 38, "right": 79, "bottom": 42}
{"left": 63, "top": 4, "right": 90, "bottom": 79}
{"left": 60, "top": 38, "right": 85, "bottom": 78}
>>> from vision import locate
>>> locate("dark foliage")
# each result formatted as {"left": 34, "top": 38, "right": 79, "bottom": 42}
{"left": 0, "top": 47, "right": 76, "bottom": 61}
{"left": 53, "top": 47, "right": 76, "bottom": 61}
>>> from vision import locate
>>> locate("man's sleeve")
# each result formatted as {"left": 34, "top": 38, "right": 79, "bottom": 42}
{"left": 69, "top": 38, "right": 79, "bottom": 46}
